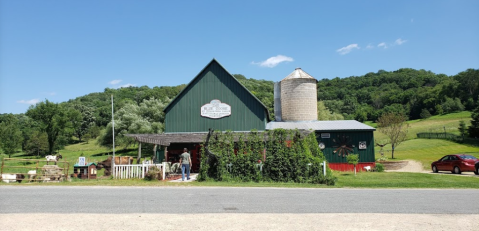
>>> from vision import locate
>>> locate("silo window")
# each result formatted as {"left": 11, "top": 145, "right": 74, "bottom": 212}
{"left": 321, "top": 133, "right": 330, "bottom": 138}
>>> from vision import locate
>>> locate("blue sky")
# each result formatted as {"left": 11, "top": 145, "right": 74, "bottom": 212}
{"left": 1, "top": 0, "right": 478, "bottom": 114}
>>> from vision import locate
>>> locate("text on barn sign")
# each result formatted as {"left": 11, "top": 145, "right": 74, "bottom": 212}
{"left": 201, "top": 99, "right": 231, "bottom": 119}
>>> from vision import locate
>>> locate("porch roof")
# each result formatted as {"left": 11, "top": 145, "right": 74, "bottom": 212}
{"left": 125, "top": 130, "right": 314, "bottom": 146}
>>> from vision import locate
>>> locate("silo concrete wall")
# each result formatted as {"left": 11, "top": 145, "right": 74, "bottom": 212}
{"left": 274, "top": 82, "right": 282, "bottom": 121}
{"left": 280, "top": 78, "right": 317, "bottom": 121}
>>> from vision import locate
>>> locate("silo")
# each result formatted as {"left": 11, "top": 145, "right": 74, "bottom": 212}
{"left": 280, "top": 68, "right": 318, "bottom": 121}
{"left": 273, "top": 82, "right": 282, "bottom": 121}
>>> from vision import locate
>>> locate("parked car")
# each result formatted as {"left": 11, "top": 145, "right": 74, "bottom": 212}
{"left": 431, "top": 154, "right": 479, "bottom": 174}
{"left": 475, "top": 162, "right": 479, "bottom": 175}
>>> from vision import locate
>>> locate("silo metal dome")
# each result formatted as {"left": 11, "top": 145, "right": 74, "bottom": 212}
{"left": 280, "top": 68, "right": 318, "bottom": 121}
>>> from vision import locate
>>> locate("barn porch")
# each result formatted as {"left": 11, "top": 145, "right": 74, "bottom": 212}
{"left": 125, "top": 133, "right": 210, "bottom": 173}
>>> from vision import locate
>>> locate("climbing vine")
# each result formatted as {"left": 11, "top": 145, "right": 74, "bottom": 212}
{"left": 197, "top": 129, "right": 336, "bottom": 185}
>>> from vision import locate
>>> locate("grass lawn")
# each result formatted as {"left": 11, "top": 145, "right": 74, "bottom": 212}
{"left": 2, "top": 171, "right": 478, "bottom": 188}
{"left": 376, "top": 139, "right": 479, "bottom": 169}
{"left": 334, "top": 172, "right": 479, "bottom": 188}
{"left": 1, "top": 140, "right": 139, "bottom": 176}
{"left": 60, "top": 140, "right": 139, "bottom": 166}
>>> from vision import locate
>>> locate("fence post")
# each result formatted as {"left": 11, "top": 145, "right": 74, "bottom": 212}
{"left": 162, "top": 162, "right": 166, "bottom": 180}
{"left": 323, "top": 161, "right": 327, "bottom": 176}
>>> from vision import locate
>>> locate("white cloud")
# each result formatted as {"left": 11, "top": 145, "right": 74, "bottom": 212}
{"left": 252, "top": 55, "right": 294, "bottom": 68}
{"left": 17, "top": 99, "right": 40, "bottom": 105}
{"left": 365, "top": 44, "right": 374, "bottom": 49}
{"left": 378, "top": 42, "right": 387, "bottom": 49}
{"left": 42, "top": 92, "right": 56, "bottom": 96}
{"left": 395, "top": 38, "right": 407, "bottom": 45}
{"left": 109, "top": 79, "right": 122, "bottom": 85}
{"left": 118, "top": 83, "right": 135, "bottom": 88}
{"left": 336, "top": 44, "right": 360, "bottom": 55}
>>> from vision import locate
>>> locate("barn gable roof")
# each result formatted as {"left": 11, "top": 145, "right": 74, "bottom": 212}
{"left": 163, "top": 59, "right": 271, "bottom": 120}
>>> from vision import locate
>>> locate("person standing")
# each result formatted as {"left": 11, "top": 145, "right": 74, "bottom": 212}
{"left": 179, "top": 148, "right": 192, "bottom": 181}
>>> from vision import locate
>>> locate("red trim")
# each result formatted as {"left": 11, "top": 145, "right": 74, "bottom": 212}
{"left": 328, "top": 162, "right": 376, "bottom": 172}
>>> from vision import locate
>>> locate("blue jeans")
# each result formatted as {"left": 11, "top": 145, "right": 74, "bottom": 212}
{"left": 181, "top": 164, "right": 190, "bottom": 181}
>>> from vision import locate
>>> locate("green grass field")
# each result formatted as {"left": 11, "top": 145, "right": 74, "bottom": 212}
{"left": 370, "top": 111, "right": 472, "bottom": 141}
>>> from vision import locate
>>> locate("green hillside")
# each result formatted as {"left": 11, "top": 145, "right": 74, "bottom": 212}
{"left": 370, "top": 111, "right": 479, "bottom": 169}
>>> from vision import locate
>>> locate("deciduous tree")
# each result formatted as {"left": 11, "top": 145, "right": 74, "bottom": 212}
{"left": 26, "top": 100, "right": 70, "bottom": 154}
{"left": 347, "top": 154, "right": 359, "bottom": 176}
{"left": 69, "top": 104, "right": 95, "bottom": 142}
{"left": 317, "top": 101, "right": 344, "bottom": 121}
{"left": 98, "top": 97, "right": 169, "bottom": 148}
{"left": 377, "top": 113, "right": 409, "bottom": 159}
{"left": 25, "top": 130, "right": 48, "bottom": 157}
{"left": 0, "top": 114, "right": 23, "bottom": 157}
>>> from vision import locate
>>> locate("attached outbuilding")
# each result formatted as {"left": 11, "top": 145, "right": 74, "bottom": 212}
{"left": 267, "top": 120, "right": 376, "bottom": 171}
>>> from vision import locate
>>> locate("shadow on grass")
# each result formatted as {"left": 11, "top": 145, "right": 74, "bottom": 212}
{"left": 90, "top": 149, "right": 137, "bottom": 157}
{"left": 340, "top": 173, "right": 353, "bottom": 176}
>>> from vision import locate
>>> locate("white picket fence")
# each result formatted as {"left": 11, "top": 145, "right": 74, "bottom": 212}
{"left": 113, "top": 162, "right": 167, "bottom": 180}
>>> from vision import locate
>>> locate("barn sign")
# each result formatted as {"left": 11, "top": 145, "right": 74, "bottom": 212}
{"left": 78, "top": 157, "right": 86, "bottom": 166}
{"left": 201, "top": 99, "right": 231, "bottom": 119}
{"left": 359, "top": 141, "right": 367, "bottom": 149}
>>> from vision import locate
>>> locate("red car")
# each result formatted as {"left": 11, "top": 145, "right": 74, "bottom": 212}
{"left": 431, "top": 154, "right": 479, "bottom": 174}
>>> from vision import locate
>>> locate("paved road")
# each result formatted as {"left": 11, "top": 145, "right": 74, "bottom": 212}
{"left": 1, "top": 186, "right": 478, "bottom": 214}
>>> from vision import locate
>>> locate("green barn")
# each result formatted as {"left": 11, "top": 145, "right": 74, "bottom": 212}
{"left": 127, "top": 59, "right": 376, "bottom": 172}
{"left": 128, "top": 59, "right": 270, "bottom": 171}
{"left": 164, "top": 59, "right": 270, "bottom": 133}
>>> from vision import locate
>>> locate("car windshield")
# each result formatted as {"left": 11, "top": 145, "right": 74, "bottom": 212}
{"left": 459, "top": 155, "right": 478, "bottom": 160}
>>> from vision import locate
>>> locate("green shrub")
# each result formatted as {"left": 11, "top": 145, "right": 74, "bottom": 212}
{"left": 375, "top": 163, "right": 384, "bottom": 172}
{"left": 376, "top": 156, "right": 388, "bottom": 161}
{"left": 144, "top": 166, "right": 162, "bottom": 181}
{"left": 420, "top": 109, "right": 432, "bottom": 119}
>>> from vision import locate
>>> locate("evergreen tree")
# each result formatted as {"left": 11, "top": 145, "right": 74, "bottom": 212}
{"left": 468, "top": 106, "right": 479, "bottom": 138}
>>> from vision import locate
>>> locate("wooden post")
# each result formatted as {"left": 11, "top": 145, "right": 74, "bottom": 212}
{"left": 164, "top": 146, "right": 168, "bottom": 163}
{"left": 137, "top": 142, "right": 142, "bottom": 164}
{"left": 153, "top": 144, "right": 157, "bottom": 163}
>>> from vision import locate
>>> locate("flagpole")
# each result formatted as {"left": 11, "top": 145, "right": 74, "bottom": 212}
{"left": 111, "top": 94, "right": 115, "bottom": 177}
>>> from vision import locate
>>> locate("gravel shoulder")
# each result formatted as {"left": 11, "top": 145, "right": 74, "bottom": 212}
{"left": 1, "top": 213, "right": 478, "bottom": 231}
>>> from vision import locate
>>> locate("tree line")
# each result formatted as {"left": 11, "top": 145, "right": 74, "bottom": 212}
{"left": 0, "top": 68, "right": 478, "bottom": 157}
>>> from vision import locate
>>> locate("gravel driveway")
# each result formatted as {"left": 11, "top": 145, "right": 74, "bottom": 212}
{"left": 386, "top": 160, "right": 478, "bottom": 176}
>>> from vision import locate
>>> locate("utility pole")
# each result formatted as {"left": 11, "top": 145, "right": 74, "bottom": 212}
{"left": 111, "top": 95, "right": 115, "bottom": 177}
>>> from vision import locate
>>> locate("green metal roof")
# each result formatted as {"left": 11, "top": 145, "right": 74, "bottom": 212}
{"left": 74, "top": 163, "right": 97, "bottom": 167}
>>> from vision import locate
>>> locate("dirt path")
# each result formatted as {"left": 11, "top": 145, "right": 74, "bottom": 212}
{"left": 385, "top": 160, "right": 429, "bottom": 173}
